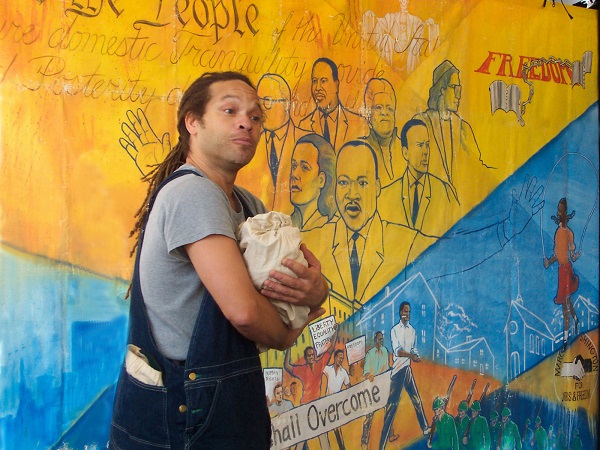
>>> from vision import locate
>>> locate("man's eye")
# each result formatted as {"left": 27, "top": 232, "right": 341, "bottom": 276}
{"left": 250, "top": 116, "right": 262, "bottom": 123}
{"left": 337, "top": 180, "right": 348, "bottom": 187}
{"left": 224, "top": 108, "right": 234, "bottom": 114}
{"left": 359, "top": 180, "right": 368, "bottom": 187}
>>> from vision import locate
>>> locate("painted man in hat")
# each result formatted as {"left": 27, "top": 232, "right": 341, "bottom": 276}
{"left": 522, "top": 418, "right": 534, "bottom": 450}
{"left": 533, "top": 416, "right": 548, "bottom": 450}
{"left": 490, "top": 411, "right": 501, "bottom": 449}
{"left": 455, "top": 401, "right": 470, "bottom": 450}
{"left": 570, "top": 428, "right": 583, "bottom": 450}
{"left": 463, "top": 400, "right": 491, "bottom": 450}
{"left": 546, "top": 425, "right": 555, "bottom": 449}
{"left": 499, "top": 407, "right": 522, "bottom": 450}
{"left": 428, "top": 396, "right": 459, "bottom": 450}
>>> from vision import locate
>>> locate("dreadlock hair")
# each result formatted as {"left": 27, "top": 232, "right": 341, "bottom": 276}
{"left": 129, "top": 71, "right": 257, "bottom": 257}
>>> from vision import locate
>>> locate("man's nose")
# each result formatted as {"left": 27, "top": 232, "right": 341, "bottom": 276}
{"left": 347, "top": 181, "right": 360, "bottom": 198}
{"left": 238, "top": 116, "right": 254, "bottom": 130}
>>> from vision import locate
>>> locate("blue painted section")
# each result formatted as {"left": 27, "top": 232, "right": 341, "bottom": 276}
{"left": 52, "top": 384, "right": 117, "bottom": 449}
{"left": 0, "top": 248, "right": 129, "bottom": 449}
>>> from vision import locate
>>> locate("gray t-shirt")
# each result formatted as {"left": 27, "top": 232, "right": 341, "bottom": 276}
{"left": 140, "top": 164, "right": 267, "bottom": 360}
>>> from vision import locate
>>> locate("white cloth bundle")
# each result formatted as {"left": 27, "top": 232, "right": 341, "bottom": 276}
{"left": 238, "top": 211, "right": 310, "bottom": 333}
{"left": 125, "top": 344, "right": 164, "bottom": 386}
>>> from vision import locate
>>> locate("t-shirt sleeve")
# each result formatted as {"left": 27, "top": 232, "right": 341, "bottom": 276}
{"left": 156, "top": 174, "right": 237, "bottom": 254}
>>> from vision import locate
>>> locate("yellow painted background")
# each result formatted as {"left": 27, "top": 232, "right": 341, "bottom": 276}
{"left": 1, "top": 1, "right": 596, "bottom": 280}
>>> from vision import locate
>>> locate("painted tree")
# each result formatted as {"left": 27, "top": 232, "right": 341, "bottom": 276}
{"left": 436, "top": 303, "right": 478, "bottom": 348}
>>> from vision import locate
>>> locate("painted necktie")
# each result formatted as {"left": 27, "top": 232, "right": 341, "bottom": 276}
{"left": 269, "top": 131, "right": 279, "bottom": 185}
{"left": 350, "top": 231, "right": 360, "bottom": 296}
{"left": 412, "top": 180, "right": 420, "bottom": 227}
{"left": 322, "top": 113, "right": 330, "bottom": 144}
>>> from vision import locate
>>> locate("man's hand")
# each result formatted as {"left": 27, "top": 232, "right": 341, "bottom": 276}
{"left": 502, "top": 174, "right": 544, "bottom": 242}
{"left": 120, "top": 108, "right": 171, "bottom": 176}
{"left": 561, "top": 358, "right": 586, "bottom": 381}
{"left": 261, "top": 243, "right": 329, "bottom": 310}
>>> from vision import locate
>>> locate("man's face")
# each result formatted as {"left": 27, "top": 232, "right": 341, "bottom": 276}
{"left": 442, "top": 72, "right": 461, "bottom": 113}
{"left": 311, "top": 61, "right": 339, "bottom": 113}
{"left": 369, "top": 92, "right": 396, "bottom": 138}
{"left": 290, "top": 383, "right": 298, "bottom": 394}
{"left": 290, "top": 142, "right": 325, "bottom": 207}
{"left": 257, "top": 77, "right": 289, "bottom": 131}
{"left": 403, "top": 124, "right": 430, "bottom": 176}
{"left": 190, "top": 80, "right": 262, "bottom": 171}
{"left": 336, "top": 144, "right": 380, "bottom": 232}
{"left": 334, "top": 352, "right": 344, "bottom": 366}
{"left": 458, "top": 409, "right": 466, "bottom": 418}
{"left": 274, "top": 386, "right": 283, "bottom": 403}
{"left": 375, "top": 333, "right": 384, "bottom": 349}
{"left": 305, "top": 347, "right": 316, "bottom": 364}
{"left": 502, "top": 416, "right": 509, "bottom": 423}
{"left": 491, "top": 418, "right": 498, "bottom": 426}
{"left": 434, "top": 406, "right": 444, "bottom": 419}
{"left": 472, "top": 410, "right": 479, "bottom": 418}
{"left": 400, "top": 304, "right": 411, "bottom": 324}
{"left": 557, "top": 201, "right": 567, "bottom": 223}
{"left": 400, "top": 0, "right": 409, "bottom": 11}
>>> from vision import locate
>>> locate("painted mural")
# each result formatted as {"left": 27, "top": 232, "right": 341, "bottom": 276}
{"left": 0, "top": 1, "right": 598, "bottom": 449}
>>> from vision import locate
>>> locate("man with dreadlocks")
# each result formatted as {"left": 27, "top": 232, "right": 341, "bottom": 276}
{"left": 543, "top": 197, "right": 580, "bottom": 352}
{"left": 110, "top": 71, "right": 328, "bottom": 450}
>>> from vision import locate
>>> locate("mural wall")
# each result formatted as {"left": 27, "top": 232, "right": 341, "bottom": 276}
{"left": 1, "top": 0, "right": 598, "bottom": 449}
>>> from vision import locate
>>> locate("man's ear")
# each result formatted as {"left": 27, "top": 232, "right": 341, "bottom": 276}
{"left": 402, "top": 146, "right": 409, "bottom": 161}
{"left": 376, "top": 179, "right": 381, "bottom": 198}
{"left": 185, "top": 112, "right": 199, "bottom": 135}
{"left": 318, "top": 171, "right": 326, "bottom": 189}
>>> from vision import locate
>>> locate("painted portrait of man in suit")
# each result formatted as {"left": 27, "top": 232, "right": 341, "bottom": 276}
{"left": 298, "top": 58, "right": 368, "bottom": 152}
{"left": 379, "top": 118, "right": 459, "bottom": 237}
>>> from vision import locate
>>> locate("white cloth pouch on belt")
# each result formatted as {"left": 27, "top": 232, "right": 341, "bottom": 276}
{"left": 238, "top": 211, "right": 310, "bottom": 330}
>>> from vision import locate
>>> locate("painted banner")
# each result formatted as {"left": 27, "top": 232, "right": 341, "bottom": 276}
{"left": 271, "top": 372, "right": 391, "bottom": 449}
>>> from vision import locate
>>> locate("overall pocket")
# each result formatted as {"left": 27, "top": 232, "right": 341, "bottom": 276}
{"left": 185, "top": 366, "right": 270, "bottom": 450}
{"left": 110, "top": 364, "right": 170, "bottom": 449}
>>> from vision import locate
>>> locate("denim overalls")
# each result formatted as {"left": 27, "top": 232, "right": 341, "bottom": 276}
{"left": 110, "top": 170, "right": 271, "bottom": 449}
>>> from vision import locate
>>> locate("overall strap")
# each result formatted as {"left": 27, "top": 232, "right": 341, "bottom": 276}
{"left": 233, "top": 186, "right": 256, "bottom": 219}
{"left": 128, "top": 168, "right": 202, "bottom": 348}
{"left": 136, "top": 169, "right": 202, "bottom": 257}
